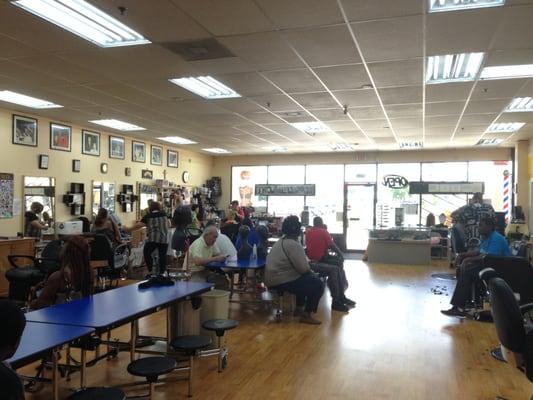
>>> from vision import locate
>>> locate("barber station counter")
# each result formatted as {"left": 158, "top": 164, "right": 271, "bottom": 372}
{"left": 367, "top": 228, "right": 431, "bottom": 266}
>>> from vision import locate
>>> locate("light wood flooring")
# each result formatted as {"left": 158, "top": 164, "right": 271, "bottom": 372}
{"left": 23, "top": 260, "right": 533, "bottom": 399}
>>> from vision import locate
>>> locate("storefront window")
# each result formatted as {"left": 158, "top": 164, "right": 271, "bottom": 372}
{"left": 231, "top": 166, "right": 268, "bottom": 211}
{"left": 377, "top": 163, "right": 421, "bottom": 228}
{"left": 468, "top": 161, "right": 512, "bottom": 212}
{"left": 345, "top": 164, "right": 377, "bottom": 183}
{"left": 305, "top": 165, "right": 344, "bottom": 233}
{"left": 267, "top": 165, "right": 305, "bottom": 217}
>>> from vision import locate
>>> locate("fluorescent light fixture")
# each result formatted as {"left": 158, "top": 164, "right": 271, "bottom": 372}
{"left": 11, "top": 0, "right": 150, "bottom": 48}
{"left": 169, "top": 76, "right": 241, "bottom": 100}
{"left": 89, "top": 119, "right": 145, "bottom": 131}
{"left": 486, "top": 122, "right": 525, "bottom": 133}
{"left": 477, "top": 138, "right": 504, "bottom": 146}
{"left": 506, "top": 97, "right": 533, "bottom": 113}
{"left": 399, "top": 141, "right": 424, "bottom": 149}
{"left": 263, "top": 146, "right": 288, "bottom": 153}
{"left": 202, "top": 148, "right": 230, "bottom": 154}
{"left": 290, "top": 121, "right": 330, "bottom": 136}
{"left": 480, "top": 64, "right": 533, "bottom": 80}
{"left": 0, "top": 90, "right": 62, "bottom": 109}
{"left": 429, "top": 0, "right": 505, "bottom": 13}
{"left": 329, "top": 143, "right": 355, "bottom": 151}
{"left": 157, "top": 136, "right": 197, "bottom": 145}
{"left": 426, "top": 53, "right": 484, "bottom": 84}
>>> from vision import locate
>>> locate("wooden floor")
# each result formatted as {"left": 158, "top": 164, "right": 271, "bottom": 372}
{"left": 24, "top": 260, "right": 533, "bottom": 399}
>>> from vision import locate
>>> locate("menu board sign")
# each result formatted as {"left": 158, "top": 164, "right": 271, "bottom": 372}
{"left": 255, "top": 184, "right": 316, "bottom": 196}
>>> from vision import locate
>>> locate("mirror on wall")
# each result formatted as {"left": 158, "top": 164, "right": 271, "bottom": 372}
{"left": 24, "top": 176, "right": 56, "bottom": 226}
{"left": 137, "top": 183, "right": 158, "bottom": 220}
{"left": 92, "top": 181, "right": 116, "bottom": 216}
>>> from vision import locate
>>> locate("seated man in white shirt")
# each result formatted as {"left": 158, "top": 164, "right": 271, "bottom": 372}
{"left": 186, "top": 225, "right": 227, "bottom": 282}
{"left": 205, "top": 220, "right": 237, "bottom": 259}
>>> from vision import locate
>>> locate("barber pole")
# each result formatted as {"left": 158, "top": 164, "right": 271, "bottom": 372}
{"left": 503, "top": 170, "right": 511, "bottom": 222}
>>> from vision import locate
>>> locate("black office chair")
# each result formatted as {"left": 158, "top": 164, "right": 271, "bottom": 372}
{"left": 482, "top": 255, "right": 533, "bottom": 306}
{"left": 6, "top": 240, "right": 62, "bottom": 302}
{"left": 89, "top": 234, "right": 129, "bottom": 290}
{"left": 485, "top": 275, "right": 533, "bottom": 398}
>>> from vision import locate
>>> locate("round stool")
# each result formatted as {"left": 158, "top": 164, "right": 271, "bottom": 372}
{"left": 201, "top": 319, "right": 239, "bottom": 372}
{"left": 171, "top": 335, "right": 211, "bottom": 397}
{"left": 67, "top": 387, "right": 126, "bottom": 400}
{"left": 127, "top": 356, "right": 176, "bottom": 399}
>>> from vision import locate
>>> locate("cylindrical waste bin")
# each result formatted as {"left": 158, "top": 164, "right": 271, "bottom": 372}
{"left": 200, "top": 290, "right": 230, "bottom": 341}
{"left": 169, "top": 299, "right": 201, "bottom": 339}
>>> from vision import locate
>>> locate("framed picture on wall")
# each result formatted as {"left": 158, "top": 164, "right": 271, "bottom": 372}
{"left": 167, "top": 150, "right": 178, "bottom": 168}
{"left": 142, "top": 169, "right": 153, "bottom": 179}
{"left": 50, "top": 123, "right": 71, "bottom": 152}
{"left": 72, "top": 159, "right": 81, "bottom": 173}
{"left": 82, "top": 130, "right": 100, "bottom": 156}
{"left": 109, "top": 136, "right": 125, "bottom": 159}
{"left": 151, "top": 145, "right": 163, "bottom": 166}
{"left": 132, "top": 141, "right": 145, "bottom": 163}
{"left": 38, "top": 154, "right": 49, "bottom": 169}
{"left": 13, "top": 115, "right": 38, "bottom": 147}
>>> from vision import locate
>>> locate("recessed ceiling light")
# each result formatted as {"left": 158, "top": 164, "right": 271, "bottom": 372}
{"left": 169, "top": 76, "right": 241, "bottom": 99}
{"left": 0, "top": 90, "right": 62, "bottom": 109}
{"left": 202, "top": 148, "right": 231, "bottom": 154}
{"left": 477, "top": 138, "right": 504, "bottom": 146}
{"left": 264, "top": 146, "right": 289, "bottom": 153}
{"left": 89, "top": 119, "right": 145, "bottom": 131}
{"left": 329, "top": 143, "right": 355, "bottom": 151}
{"left": 157, "top": 136, "right": 197, "bottom": 145}
{"left": 399, "top": 141, "right": 424, "bottom": 149}
{"left": 290, "top": 121, "right": 330, "bottom": 136}
{"left": 480, "top": 64, "right": 533, "bottom": 80}
{"left": 486, "top": 122, "right": 525, "bottom": 133}
{"left": 11, "top": 0, "right": 150, "bottom": 48}
{"left": 426, "top": 53, "right": 484, "bottom": 84}
{"left": 506, "top": 97, "right": 533, "bottom": 113}
{"left": 428, "top": 0, "right": 505, "bottom": 13}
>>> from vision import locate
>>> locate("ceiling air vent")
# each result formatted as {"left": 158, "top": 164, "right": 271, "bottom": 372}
{"left": 161, "top": 38, "right": 235, "bottom": 61}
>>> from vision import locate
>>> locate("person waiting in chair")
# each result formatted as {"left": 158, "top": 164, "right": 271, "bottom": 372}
{"left": 204, "top": 220, "right": 237, "bottom": 259}
{"left": 0, "top": 300, "right": 26, "bottom": 400}
{"left": 237, "top": 225, "right": 253, "bottom": 261}
{"left": 441, "top": 216, "right": 511, "bottom": 318}
{"left": 305, "top": 216, "right": 355, "bottom": 312}
{"left": 187, "top": 226, "right": 227, "bottom": 280}
{"left": 265, "top": 216, "right": 325, "bottom": 325}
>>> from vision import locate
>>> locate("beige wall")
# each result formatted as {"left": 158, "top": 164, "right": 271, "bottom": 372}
{"left": 213, "top": 148, "right": 512, "bottom": 208}
{"left": 0, "top": 107, "right": 213, "bottom": 236}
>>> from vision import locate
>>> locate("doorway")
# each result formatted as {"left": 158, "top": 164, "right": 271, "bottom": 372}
{"left": 344, "top": 184, "right": 376, "bottom": 251}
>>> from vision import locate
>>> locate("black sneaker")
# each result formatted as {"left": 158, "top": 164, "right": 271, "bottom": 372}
{"left": 441, "top": 307, "right": 466, "bottom": 318}
{"left": 343, "top": 297, "right": 356, "bottom": 307}
{"left": 332, "top": 301, "right": 350, "bottom": 312}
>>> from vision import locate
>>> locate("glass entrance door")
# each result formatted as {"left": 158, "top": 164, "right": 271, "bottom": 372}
{"left": 345, "top": 184, "right": 376, "bottom": 251}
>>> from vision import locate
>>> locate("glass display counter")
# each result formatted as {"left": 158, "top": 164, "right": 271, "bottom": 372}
{"left": 367, "top": 227, "right": 431, "bottom": 265}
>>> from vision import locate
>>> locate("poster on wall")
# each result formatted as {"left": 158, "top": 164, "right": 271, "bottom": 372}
{"left": 231, "top": 166, "right": 268, "bottom": 210}
{"left": 0, "top": 173, "right": 14, "bottom": 219}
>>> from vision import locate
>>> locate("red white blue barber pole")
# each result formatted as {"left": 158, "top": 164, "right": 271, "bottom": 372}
{"left": 503, "top": 170, "right": 511, "bottom": 223}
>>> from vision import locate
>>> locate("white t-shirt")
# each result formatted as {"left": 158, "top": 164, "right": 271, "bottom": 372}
{"left": 216, "top": 233, "right": 237, "bottom": 258}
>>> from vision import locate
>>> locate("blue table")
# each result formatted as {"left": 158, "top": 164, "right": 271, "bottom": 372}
{"left": 8, "top": 322, "right": 94, "bottom": 400}
{"left": 206, "top": 258, "right": 266, "bottom": 299}
{"left": 26, "top": 281, "right": 213, "bottom": 362}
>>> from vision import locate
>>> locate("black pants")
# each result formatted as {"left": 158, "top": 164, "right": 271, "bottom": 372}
{"left": 450, "top": 260, "right": 483, "bottom": 308}
{"left": 272, "top": 274, "right": 325, "bottom": 313}
{"left": 143, "top": 242, "right": 168, "bottom": 274}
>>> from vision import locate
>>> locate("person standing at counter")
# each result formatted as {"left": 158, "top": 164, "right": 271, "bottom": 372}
{"left": 451, "top": 192, "right": 495, "bottom": 246}
{"left": 24, "top": 202, "right": 50, "bottom": 239}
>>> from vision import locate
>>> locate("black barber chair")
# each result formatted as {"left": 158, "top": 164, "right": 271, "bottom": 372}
{"left": 485, "top": 274, "right": 533, "bottom": 399}
{"left": 90, "top": 234, "right": 128, "bottom": 290}
{"left": 6, "top": 240, "right": 62, "bottom": 302}
{"left": 482, "top": 255, "right": 533, "bottom": 305}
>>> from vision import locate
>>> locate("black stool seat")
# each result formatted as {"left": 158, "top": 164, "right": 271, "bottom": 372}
{"left": 127, "top": 357, "right": 176, "bottom": 382}
{"left": 171, "top": 335, "right": 211, "bottom": 354}
{"left": 202, "top": 319, "right": 239, "bottom": 336}
{"left": 68, "top": 387, "right": 126, "bottom": 400}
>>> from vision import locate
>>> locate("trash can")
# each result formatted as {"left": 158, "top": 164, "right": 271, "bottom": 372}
{"left": 200, "top": 290, "right": 230, "bottom": 341}
{"left": 169, "top": 299, "right": 201, "bottom": 339}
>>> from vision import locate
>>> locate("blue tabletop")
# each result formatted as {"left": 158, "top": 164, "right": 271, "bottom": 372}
{"left": 26, "top": 281, "right": 213, "bottom": 330}
{"left": 207, "top": 258, "right": 266, "bottom": 270}
{"left": 8, "top": 322, "right": 93, "bottom": 369}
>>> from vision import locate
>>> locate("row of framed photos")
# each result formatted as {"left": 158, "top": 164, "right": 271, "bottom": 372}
{"left": 11, "top": 114, "right": 179, "bottom": 168}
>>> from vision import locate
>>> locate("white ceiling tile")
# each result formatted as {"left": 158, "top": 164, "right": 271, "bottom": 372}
{"left": 426, "top": 101, "right": 465, "bottom": 116}
{"left": 255, "top": 0, "right": 343, "bottom": 29}
{"left": 485, "top": 50, "right": 533, "bottom": 66}
{"left": 188, "top": 57, "right": 255, "bottom": 75}
{"left": 249, "top": 94, "right": 303, "bottom": 112}
{"left": 283, "top": 25, "right": 361, "bottom": 67}
{"left": 378, "top": 86, "right": 422, "bottom": 105}
{"left": 384, "top": 103, "right": 423, "bottom": 118}
{"left": 291, "top": 92, "right": 339, "bottom": 109}
{"left": 464, "top": 99, "right": 509, "bottom": 114}
{"left": 492, "top": 5, "right": 533, "bottom": 50}
{"left": 313, "top": 64, "right": 369, "bottom": 90}
{"left": 389, "top": 118, "right": 423, "bottom": 129}
{"left": 426, "top": 116, "right": 459, "bottom": 127}
{"left": 341, "top": 0, "right": 423, "bottom": 22}
{"left": 262, "top": 69, "right": 325, "bottom": 93}
{"left": 352, "top": 16, "right": 423, "bottom": 63}
{"left": 213, "top": 72, "right": 280, "bottom": 97}
{"left": 426, "top": 82, "right": 474, "bottom": 102}
{"left": 460, "top": 114, "right": 499, "bottom": 125}
{"left": 0, "top": 60, "right": 70, "bottom": 87}
{"left": 356, "top": 119, "right": 389, "bottom": 130}
{"left": 367, "top": 59, "right": 423, "bottom": 88}
{"left": 472, "top": 79, "right": 528, "bottom": 100}
{"left": 351, "top": 106, "right": 386, "bottom": 120}
{"left": 0, "top": 34, "right": 41, "bottom": 60}
{"left": 332, "top": 89, "right": 381, "bottom": 108}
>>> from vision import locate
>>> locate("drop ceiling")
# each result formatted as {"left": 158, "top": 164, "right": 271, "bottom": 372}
{"left": 1, "top": 0, "right": 533, "bottom": 155}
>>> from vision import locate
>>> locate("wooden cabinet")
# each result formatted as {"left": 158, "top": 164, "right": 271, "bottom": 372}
{"left": 0, "top": 238, "right": 35, "bottom": 296}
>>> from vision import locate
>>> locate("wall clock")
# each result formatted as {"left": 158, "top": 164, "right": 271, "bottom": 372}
{"left": 182, "top": 171, "right": 190, "bottom": 183}
{"left": 101, "top": 163, "right": 108, "bottom": 174}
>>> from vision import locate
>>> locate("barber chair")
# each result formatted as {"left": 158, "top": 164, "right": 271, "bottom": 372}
{"left": 482, "top": 255, "right": 533, "bottom": 306}
{"left": 90, "top": 234, "right": 129, "bottom": 290}
{"left": 483, "top": 273, "right": 533, "bottom": 399}
{"left": 6, "top": 240, "right": 62, "bottom": 302}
